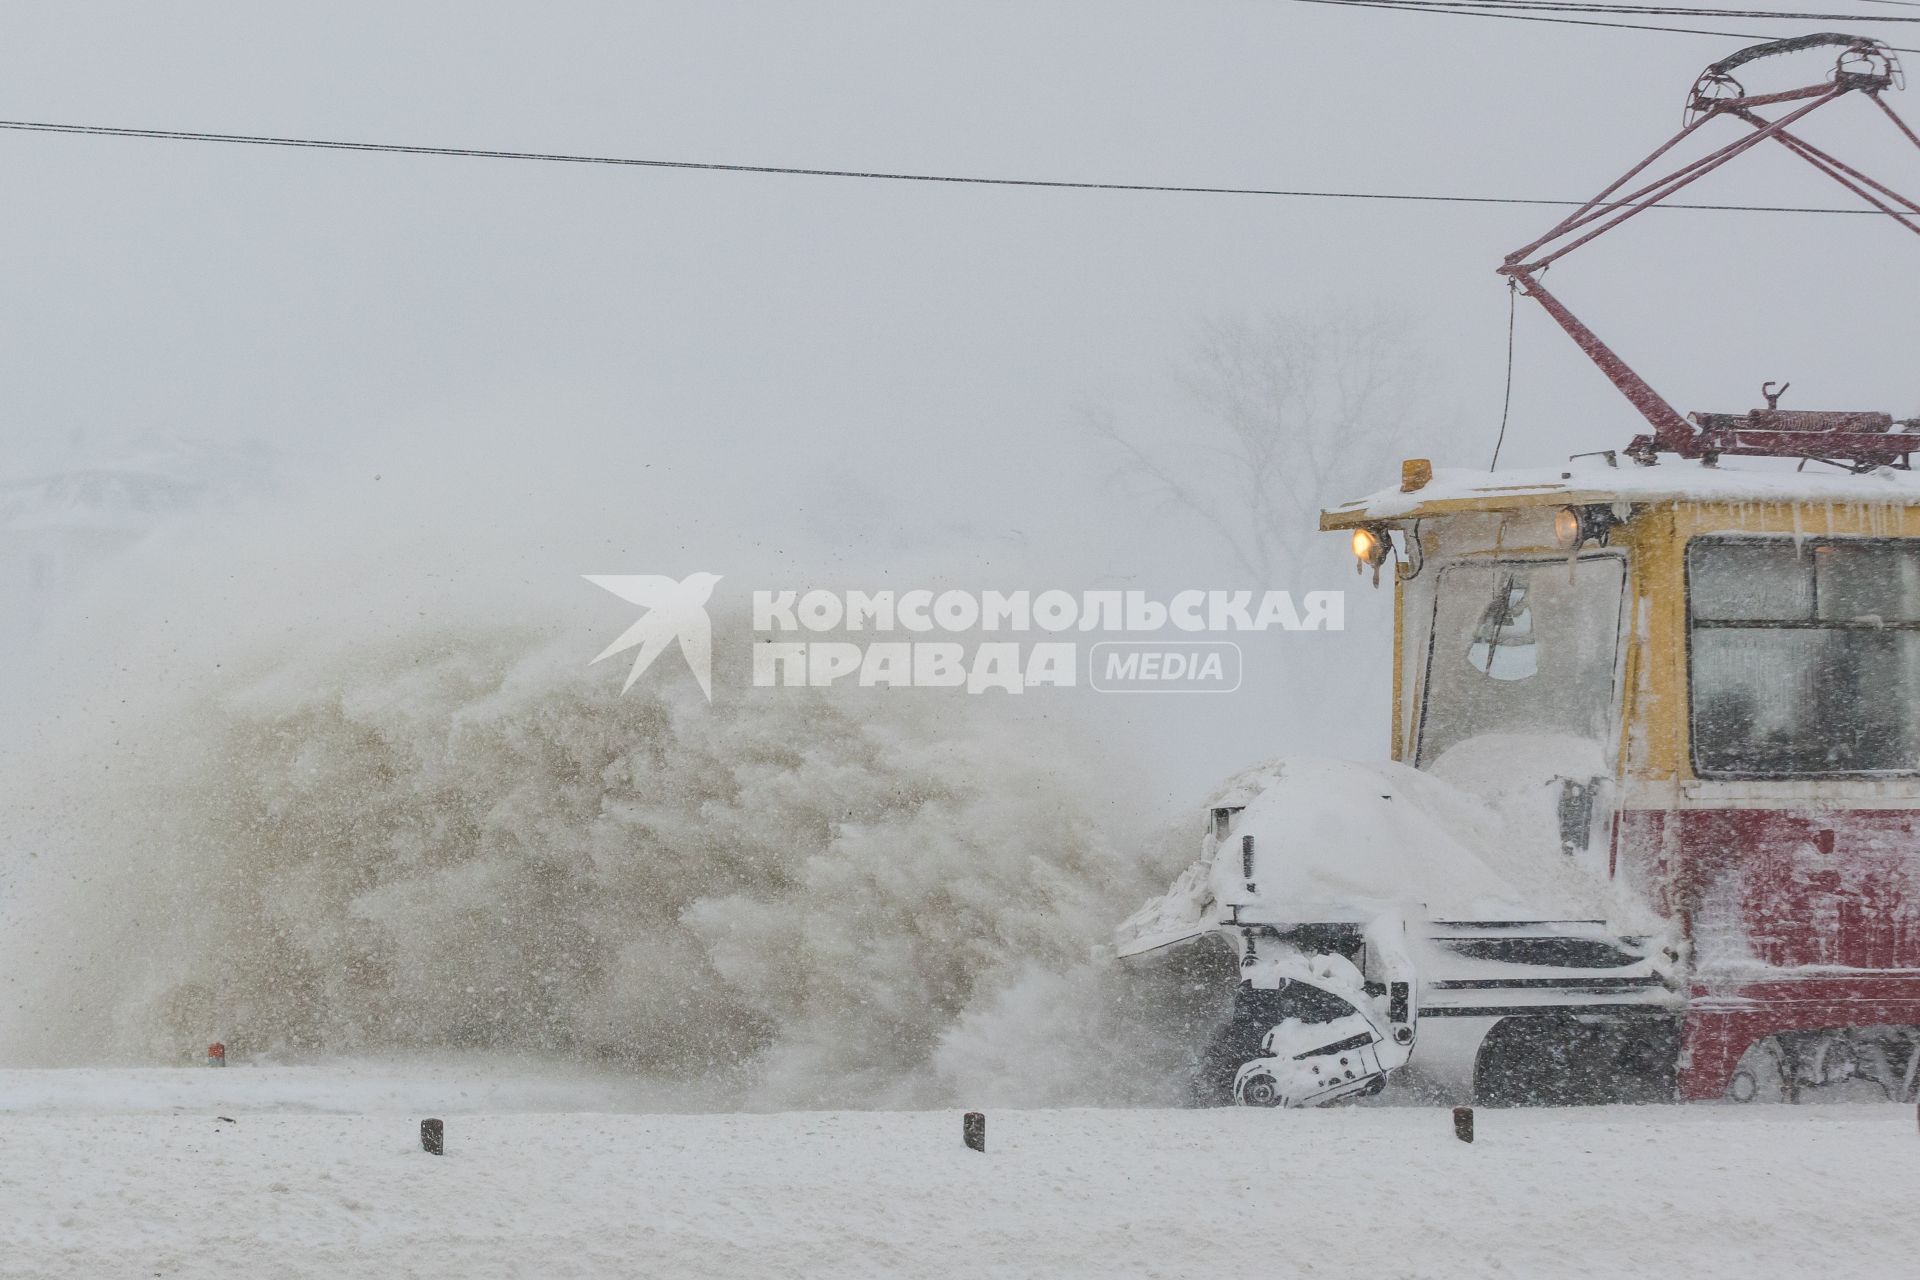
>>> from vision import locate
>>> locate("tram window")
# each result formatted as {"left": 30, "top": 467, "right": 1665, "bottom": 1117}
{"left": 1815, "top": 542, "right": 1920, "bottom": 624}
{"left": 1687, "top": 541, "right": 1813, "bottom": 621}
{"left": 1689, "top": 537, "right": 1920, "bottom": 777}
{"left": 1417, "top": 556, "right": 1626, "bottom": 768}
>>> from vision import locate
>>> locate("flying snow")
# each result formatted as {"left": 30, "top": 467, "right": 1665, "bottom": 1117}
{"left": 0, "top": 600, "right": 1197, "bottom": 1107}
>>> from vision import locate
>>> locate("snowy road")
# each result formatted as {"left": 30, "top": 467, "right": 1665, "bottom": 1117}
{"left": 2, "top": 1065, "right": 1916, "bottom": 1279}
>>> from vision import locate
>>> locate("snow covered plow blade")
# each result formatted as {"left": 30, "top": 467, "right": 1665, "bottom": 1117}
{"left": 1117, "top": 757, "right": 1676, "bottom": 1108}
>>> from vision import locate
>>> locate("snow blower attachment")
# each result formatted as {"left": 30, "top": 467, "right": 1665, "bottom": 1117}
{"left": 1227, "top": 914, "right": 1416, "bottom": 1107}
{"left": 1117, "top": 757, "right": 1677, "bottom": 1108}
{"left": 1120, "top": 33, "right": 1920, "bottom": 1109}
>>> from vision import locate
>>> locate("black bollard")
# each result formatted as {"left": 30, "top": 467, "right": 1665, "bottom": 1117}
{"left": 963, "top": 1111, "right": 986, "bottom": 1153}
{"left": 1452, "top": 1106, "right": 1474, "bottom": 1144}
{"left": 421, "top": 1118, "right": 445, "bottom": 1155}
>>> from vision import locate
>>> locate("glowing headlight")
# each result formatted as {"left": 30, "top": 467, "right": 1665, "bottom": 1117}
{"left": 1556, "top": 504, "right": 1622, "bottom": 551}
{"left": 1351, "top": 526, "right": 1389, "bottom": 568}
{"left": 1555, "top": 506, "right": 1584, "bottom": 550}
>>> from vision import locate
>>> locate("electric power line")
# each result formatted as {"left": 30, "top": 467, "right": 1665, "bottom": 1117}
{"left": 1293, "top": 0, "right": 1920, "bottom": 49}
{"left": 1317, "top": 1, "right": 1920, "bottom": 22}
{"left": 0, "top": 117, "right": 1904, "bottom": 216}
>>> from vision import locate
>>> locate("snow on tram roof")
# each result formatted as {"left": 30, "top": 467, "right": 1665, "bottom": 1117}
{"left": 1321, "top": 456, "right": 1920, "bottom": 527}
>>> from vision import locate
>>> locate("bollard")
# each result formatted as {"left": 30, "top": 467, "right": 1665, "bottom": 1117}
{"left": 963, "top": 1111, "right": 986, "bottom": 1153}
{"left": 421, "top": 1118, "right": 445, "bottom": 1155}
{"left": 1453, "top": 1106, "right": 1474, "bottom": 1144}
{"left": 206, "top": 1042, "right": 226, "bottom": 1068}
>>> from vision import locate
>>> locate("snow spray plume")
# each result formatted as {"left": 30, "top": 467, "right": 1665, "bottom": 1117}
{"left": 0, "top": 595, "right": 1202, "bottom": 1105}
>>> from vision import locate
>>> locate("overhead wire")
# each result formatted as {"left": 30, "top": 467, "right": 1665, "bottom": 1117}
{"left": 1290, "top": 0, "right": 1920, "bottom": 50}
{"left": 0, "top": 118, "right": 1903, "bottom": 216}
{"left": 1310, "top": 1, "right": 1920, "bottom": 22}
{"left": 1, "top": 6, "right": 1914, "bottom": 212}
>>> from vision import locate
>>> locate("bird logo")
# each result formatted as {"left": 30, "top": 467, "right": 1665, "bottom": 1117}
{"left": 584, "top": 572, "right": 723, "bottom": 700}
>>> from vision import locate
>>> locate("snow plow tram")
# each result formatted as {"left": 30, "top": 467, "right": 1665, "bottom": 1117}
{"left": 1116, "top": 33, "right": 1920, "bottom": 1107}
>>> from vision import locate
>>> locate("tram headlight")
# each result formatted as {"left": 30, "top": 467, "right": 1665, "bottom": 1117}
{"left": 1351, "top": 525, "right": 1390, "bottom": 569}
{"left": 1555, "top": 506, "right": 1584, "bottom": 550}
{"left": 1556, "top": 503, "right": 1621, "bottom": 550}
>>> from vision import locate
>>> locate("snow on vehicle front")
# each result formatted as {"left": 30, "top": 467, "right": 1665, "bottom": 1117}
{"left": 1116, "top": 756, "right": 1665, "bottom": 1106}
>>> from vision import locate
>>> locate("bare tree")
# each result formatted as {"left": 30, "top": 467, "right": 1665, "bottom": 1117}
{"left": 1093, "top": 312, "right": 1427, "bottom": 582}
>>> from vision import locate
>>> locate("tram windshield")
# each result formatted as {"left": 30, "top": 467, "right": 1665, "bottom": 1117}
{"left": 1416, "top": 556, "right": 1627, "bottom": 769}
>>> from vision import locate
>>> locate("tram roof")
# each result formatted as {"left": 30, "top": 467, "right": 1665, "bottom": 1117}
{"left": 1320, "top": 457, "right": 1920, "bottom": 529}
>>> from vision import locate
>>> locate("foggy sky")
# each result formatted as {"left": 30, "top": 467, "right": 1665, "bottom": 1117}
{"left": 0, "top": 2, "right": 1912, "bottom": 802}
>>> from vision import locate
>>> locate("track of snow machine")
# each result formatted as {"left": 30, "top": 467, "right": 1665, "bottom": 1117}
{"left": 1116, "top": 33, "right": 1920, "bottom": 1108}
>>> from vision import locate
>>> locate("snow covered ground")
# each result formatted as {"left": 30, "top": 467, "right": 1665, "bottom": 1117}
{"left": 3, "top": 1063, "right": 1917, "bottom": 1280}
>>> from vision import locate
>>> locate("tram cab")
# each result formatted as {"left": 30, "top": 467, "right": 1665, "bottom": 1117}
{"left": 1325, "top": 456, "right": 1920, "bottom": 1101}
